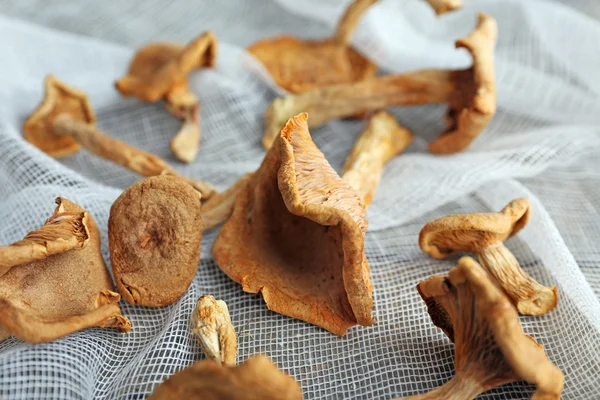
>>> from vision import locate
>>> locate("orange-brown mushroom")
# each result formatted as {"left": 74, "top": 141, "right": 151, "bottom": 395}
{"left": 425, "top": 0, "right": 463, "bottom": 15}
{"left": 115, "top": 32, "right": 218, "bottom": 163}
{"left": 263, "top": 13, "right": 496, "bottom": 153}
{"left": 201, "top": 173, "right": 254, "bottom": 231}
{"left": 0, "top": 197, "right": 131, "bottom": 343}
{"left": 419, "top": 198, "right": 558, "bottom": 315}
{"left": 212, "top": 113, "right": 373, "bottom": 336}
{"left": 402, "top": 257, "right": 563, "bottom": 399}
{"left": 148, "top": 355, "right": 302, "bottom": 399}
{"left": 23, "top": 75, "right": 215, "bottom": 198}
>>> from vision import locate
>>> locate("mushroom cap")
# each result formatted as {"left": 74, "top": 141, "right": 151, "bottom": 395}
{"left": 148, "top": 355, "right": 303, "bottom": 399}
{"left": 0, "top": 198, "right": 131, "bottom": 343}
{"left": 428, "top": 13, "right": 498, "bottom": 154}
{"left": 212, "top": 113, "right": 373, "bottom": 336}
{"left": 108, "top": 175, "right": 203, "bottom": 307}
{"left": 247, "top": 35, "right": 377, "bottom": 94}
{"left": 23, "top": 75, "right": 96, "bottom": 158}
{"left": 419, "top": 198, "right": 531, "bottom": 259}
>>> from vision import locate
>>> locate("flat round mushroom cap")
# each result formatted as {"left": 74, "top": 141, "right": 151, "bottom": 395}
{"left": 419, "top": 198, "right": 531, "bottom": 259}
{"left": 109, "top": 175, "right": 203, "bottom": 306}
{"left": 23, "top": 75, "right": 96, "bottom": 158}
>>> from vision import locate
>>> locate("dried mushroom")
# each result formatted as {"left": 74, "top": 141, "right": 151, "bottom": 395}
{"left": 23, "top": 75, "right": 215, "bottom": 198}
{"left": 212, "top": 113, "right": 374, "bottom": 336}
{"left": 0, "top": 197, "right": 131, "bottom": 343}
{"left": 201, "top": 173, "right": 254, "bottom": 231}
{"left": 109, "top": 175, "right": 203, "bottom": 307}
{"left": 263, "top": 13, "right": 496, "bottom": 152}
{"left": 419, "top": 198, "right": 558, "bottom": 315}
{"left": 149, "top": 355, "right": 302, "bottom": 399}
{"left": 191, "top": 295, "right": 237, "bottom": 366}
{"left": 425, "top": 0, "right": 463, "bottom": 15}
{"left": 341, "top": 111, "right": 413, "bottom": 207}
{"left": 115, "top": 32, "right": 218, "bottom": 163}
{"left": 404, "top": 256, "right": 564, "bottom": 399}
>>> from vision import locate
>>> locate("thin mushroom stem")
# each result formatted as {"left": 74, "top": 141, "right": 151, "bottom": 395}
{"left": 402, "top": 375, "right": 484, "bottom": 399}
{"left": 333, "top": 0, "right": 379, "bottom": 46}
{"left": 202, "top": 173, "right": 254, "bottom": 230}
{"left": 169, "top": 104, "right": 201, "bottom": 164}
{"left": 52, "top": 114, "right": 215, "bottom": 198}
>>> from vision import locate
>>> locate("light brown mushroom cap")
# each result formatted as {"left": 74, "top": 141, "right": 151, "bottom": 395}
{"left": 419, "top": 198, "right": 531, "bottom": 259}
{"left": 424, "top": 0, "right": 463, "bottom": 15}
{"left": 212, "top": 113, "right": 374, "bottom": 336}
{"left": 0, "top": 198, "right": 131, "bottom": 343}
{"left": 23, "top": 74, "right": 96, "bottom": 158}
{"left": 148, "top": 355, "right": 303, "bottom": 399}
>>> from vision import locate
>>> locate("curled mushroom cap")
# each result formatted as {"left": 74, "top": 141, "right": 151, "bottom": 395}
{"left": 405, "top": 257, "right": 564, "bottom": 400}
{"left": 109, "top": 175, "right": 203, "bottom": 307}
{"left": 212, "top": 113, "right": 373, "bottom": 336}
{"left": 149, "top": 355, "right": 302, "bottom": 399}
{"left": 191, "top": 295, "right": 237, "bottom": 366}
{"left": 0, "top": 198, "right": 131, "bottom": 343}
{"left": 419, "top": 198, "right": 558, "bottom": 315}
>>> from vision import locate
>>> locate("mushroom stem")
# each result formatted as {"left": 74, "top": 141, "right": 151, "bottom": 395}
{"left": 425, "top": 0, "right": 463, "bottom": 15}
{"left": 341, "top": 111, "right": 413, "bottom": 206}
{"left": 403, "top": 375, "right": 483, "bottom": 399}
{"left": 169, "top": 104, "right": 201, "bottom": 164}
{"left": 202, "top": 173, "right": 254, "bottom": 231}
{"left": 333, "top": 0, "right": 379, "bottom": 46}
{"left": 52, "top": 114, "right": 215, "bottom": 198}
{"left": 477, "top": 243, "right": 558, "bottom": 315}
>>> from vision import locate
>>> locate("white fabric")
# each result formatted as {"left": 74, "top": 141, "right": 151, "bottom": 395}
{"left": 1, "top": 0, "right": 599, "bottom": 398}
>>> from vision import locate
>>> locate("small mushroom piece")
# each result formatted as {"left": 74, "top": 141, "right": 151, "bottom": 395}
{"left": 263, "top": 13, "right": 496, "bottom": 152}
{"left": 0, "top": 198, "right": 131, "bottom": 343}
{"left": 115, "top": 32, "right": 218, "bottom": 163}
{"left": 341, "top": 111, "right": 413, "bottom": 207}
{"left": 419, "top": 198, "right": 558, "bottom": 315}
{"left": 425, "top": 0, "right": 463, "bottom": 15}
{"left": 23, "top": 75, "right": 215, "bottom": 198}
{"left": 212, "top": 113, "right": 374, "bottom": 336}
{"left": 404, "top": 257, "right": 564, "bottom": 399}
{"left": 201, "top": 173, "right": 254, "bottom": 231}
{"left": 148, "top": 355, "right": 303, "bottom": 400}
{"left": 109, "top": 175, "right": 203, "bottom": 306}
{"left": 190, "top": 295, "right": 237, "bottom": 366}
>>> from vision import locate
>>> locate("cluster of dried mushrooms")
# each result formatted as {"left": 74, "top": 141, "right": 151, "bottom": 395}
{"left": 1, "top": 0, "right": 567, "bottom": 398}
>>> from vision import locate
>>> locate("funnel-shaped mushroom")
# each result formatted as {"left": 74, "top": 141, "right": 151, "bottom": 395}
{"left": 263, "top": 13, "right": 496, "bottom": 152}
{"left": 149, "top": 355, "right": 302, "bottom": 399}
{"left": 419, "top": 198, "right": 558, "bottom": 315}
{"left": 403, "top": 257, "right": 564, "bottom": 399}
{"left": 212, "top": 113, "right": 373, "bottom": 336}
{"left": 23, "top": 75, "right": 215, "bottom": 198}
{"left": 0, "top": 198, "right": 131, "bottom": 343}
{"left": 115, "top": 32, "right": 218, "bottom": 163}
{"left": 191, "top": 295, "right": 237, "bottom": 366}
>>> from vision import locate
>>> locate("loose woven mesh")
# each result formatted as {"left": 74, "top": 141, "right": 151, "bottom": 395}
{"left": 0, "top": 0, "right": 599, "bottom": 398}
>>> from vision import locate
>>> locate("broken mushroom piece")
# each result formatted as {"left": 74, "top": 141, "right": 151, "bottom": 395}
{"left": 115, "top": 31, "right": 218, "bottom": 163}
{"left": 425, "top": 0, "right": 463, "bottom": 15}
{"left": 23, "top": 75, "right": 215, "bottom": 198}
{"left": 419, "top": 198, "right": 558, "bottom": 316}
{"left": 109, "top": 175, "right": 203, "bottom": 307}
{"left": 404, "top": 257, "right": 564, "bottom": 399}
{"left": 191, "top": 295, "right": 237, "bottom": 366}
{"left": 341, "top": 111, "right": 413, "bottom": 207}
{"left": 213, "top": 113, "right": 374, "bottom": 336}
{"left": 149, "top": 355, "right": 302, "bottom": 399}
{"left": 201, "top": 173, "right": 254, "bottom": 231}
{"left": 0, "top": 198, "right": 131, "bottom": 343}
{"left": 263, "top": 13, "right": 496, "bottom": 152}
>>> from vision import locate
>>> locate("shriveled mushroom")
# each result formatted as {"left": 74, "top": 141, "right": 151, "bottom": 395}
{"left": 23, "top": 75, "right": 215, "bottom": 198}
{"left": 109, "top": 175, "right": 203, "bottom": 307}
{"left": 263, "top": 13, "right": 496, "bottom": 153}
{"left": 191, "top": 295, "right": 237, "bottom": 366}
{"left": 341, "top": 111, "right": 413, "bottom": 206}
{"left": 425, "top": 0, "right": 463, "bottom": 15}
{"left": 419, "top": 198, "right": 558, "bottom": 315}
{"left": 149, "top": 355, "right": 302, "bottom": 399}
{"left": 0, "top": 197, "right": 131, "bottom": 343}
{"left": 201, "top": 173, "right": 254, "bottom": 231}
{"left": 115, "top": 32, "right": 218, "bottom": 163}
{"left": 403, "top": 256, "right": 564, "bottom": 399}
{"left": 212, "top": 113, "right": 374, "bottom": 336}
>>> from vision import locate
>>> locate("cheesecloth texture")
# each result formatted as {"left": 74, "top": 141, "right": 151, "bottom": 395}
{"left": 0, "top": 0, "right": 599, "bottom": 398}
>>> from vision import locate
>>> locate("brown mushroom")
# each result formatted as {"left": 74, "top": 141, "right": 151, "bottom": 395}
{"left": 148, "top": 355, "right": 302, "bottom": 399}
{"left": 23, "top": 75, "right": 215, "bottom": 198}
{"left": 402, "top": 256, "right": 564, "bottom": 399}
{"left": 425, "top": 0, "right": 463, "bottom": 15}
{"left": 419, "top": 198, "right": 558, "bottom": 315}
{"left": 263, "top": 13, "right": 496, "bottom": 153}
{"left": 0, "top": 197, "right": 131, "bottom": 343}
{"left": 108, "top": 175, "right": 203, "bottom": 307}
{"left": 341, "top": 111, "right": 413, "bottom": 207}
{"left": 201, "top": 173, "right": 254, "bottom": 231}
{"left": 212, "top": 113, "right": 373, "bottom": 336}
{"left": 115, "top": 32, "right": 218, "bottom": 163}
